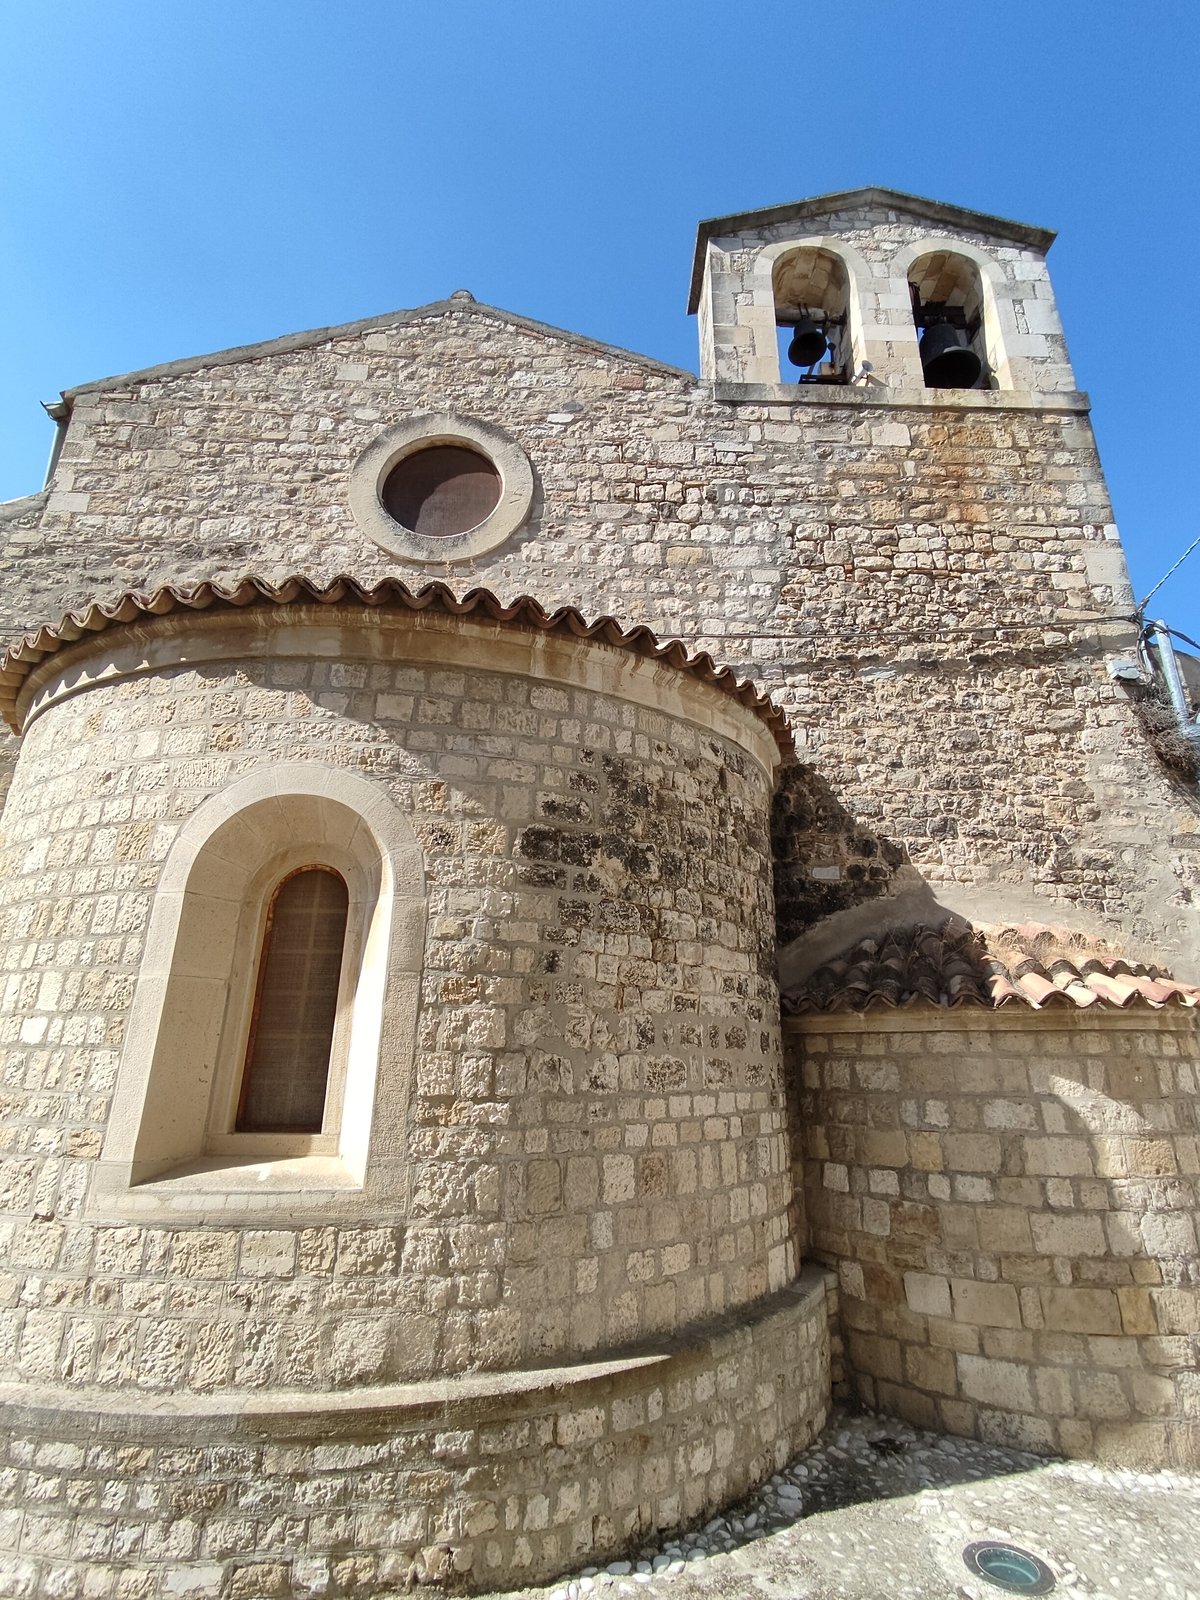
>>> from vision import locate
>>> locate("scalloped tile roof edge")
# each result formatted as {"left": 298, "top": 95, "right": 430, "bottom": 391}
{"left": 782, "top": 920, "right": 1200, "bottom": 1015}
{"left": 0, "top": 573, "right": 794, "bottom": 756}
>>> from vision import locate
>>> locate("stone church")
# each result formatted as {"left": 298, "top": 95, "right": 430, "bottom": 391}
{"left": 0, "top": 187, "right": 1197, "bottom": 1598}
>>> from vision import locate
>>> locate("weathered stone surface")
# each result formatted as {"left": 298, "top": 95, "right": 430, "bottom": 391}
{"left": 2, "top": 258, "right": 1197, "bottom": 961}
{"left": 0, "top": 615, "right": 790, "bottom": 1391}
{"left": 0, "top": 1271, "right": 829, "bottom": 1599}
{"left": 1, "top": 187, "right": 1198, "bottom": 1591}
{"left": 793, "top": 1010, "right": 1200, "bottom": 1464}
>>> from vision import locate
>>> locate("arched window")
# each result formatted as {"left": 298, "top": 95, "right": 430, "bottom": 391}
{"left": 237, "top": 866, "right": 350, "bottom": 1133}
{"left": 772, "top": 247, "right": 852, "bottom": 385}
{"left": 908, "top": 250, "right": 989, "bottom": 390}
{"left": 94, "top": 765, "right": 427, "bottom": 1206}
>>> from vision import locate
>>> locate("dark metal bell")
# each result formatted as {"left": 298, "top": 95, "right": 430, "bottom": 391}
{"left": 919, "top": 322, "right": 983, "bottom": 389}
{"left": 786, "top": 314, "right": 828, "bottom": 369}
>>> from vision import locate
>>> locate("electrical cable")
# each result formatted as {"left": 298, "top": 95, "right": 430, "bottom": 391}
{"left": 1137, "top": 534, "right": 1200, "bottom": 614}
{"left": 1142, "top": 621, "right": 1200, "bottom": 654}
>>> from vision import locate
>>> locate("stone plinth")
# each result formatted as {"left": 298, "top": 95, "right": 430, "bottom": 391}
{"left": 0, "top": 1272, "right": 830, "bottom": 1598}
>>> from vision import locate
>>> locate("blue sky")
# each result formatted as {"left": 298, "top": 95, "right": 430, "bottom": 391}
{"left": 2, "top": 1, "right": 1197, "bottom": 629}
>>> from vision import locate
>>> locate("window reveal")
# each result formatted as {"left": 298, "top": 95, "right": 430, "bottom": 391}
{"left": 381, "top": 444, "right": 501, "bottom": 537}
{"left": 237, "top": 866, "right": 350, "bottom": 1133}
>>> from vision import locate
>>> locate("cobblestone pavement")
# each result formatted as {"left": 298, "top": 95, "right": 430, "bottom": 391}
{"left": 495, "top": 1411, "right": 1200, "bottom": 1600}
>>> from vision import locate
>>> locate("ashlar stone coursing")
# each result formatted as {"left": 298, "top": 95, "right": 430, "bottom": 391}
{"left": 0, "top": 273, "right": 1196, "bottom": 960}
{"left": 0, "top": 612, "right": 794, "bottom": 1393}
{"left": 0, "top": 597, "right": 831, "bottom": 1595}
{"left": 0, "top": 1271, "right": 829, "bottom": 1600}
{"left": 790, "top": 1010, "right": 1200, "bottom": 1467}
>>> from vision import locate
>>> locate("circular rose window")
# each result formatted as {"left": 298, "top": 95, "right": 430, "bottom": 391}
{"left": 348, "top": 413, "right": 534, "bottom": 564}
{"left": 381, "top": 445, "right": 501, "bottom": 538}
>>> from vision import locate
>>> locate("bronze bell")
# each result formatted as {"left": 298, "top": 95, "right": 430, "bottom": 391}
{"left": 786, "top": 314, "right": 828, "bottom": 369}
{"left": 919, "top": 322, "right": 983, "bottom": 389}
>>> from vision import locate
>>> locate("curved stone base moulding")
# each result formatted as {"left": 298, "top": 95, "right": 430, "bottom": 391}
{"left": 0, "top": 1272, "right": 830, "bottom": 1599}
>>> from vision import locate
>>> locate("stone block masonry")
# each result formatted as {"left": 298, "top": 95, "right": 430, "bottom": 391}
{"left": 2, "top": 185, "right": 1199, "bottom": 1587}
{"left": 1, "top": 292, "right": 1197, "bottom": 962}
{"left": 0, "top": 597, "right": 829, "bottom": 1592}
{"left": 0, "top": 606, "right": 794, "bottom": 1389}
{"left": 790, "top": 1009, "right": 1200, "bottom": 1466}
{"left": 0, "top": 1270, "right": 829, "bottom": 1599}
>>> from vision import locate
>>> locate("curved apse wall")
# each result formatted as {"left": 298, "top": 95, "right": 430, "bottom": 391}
{"left": 0, "top": 592, "right": 829, "bottom": 1595}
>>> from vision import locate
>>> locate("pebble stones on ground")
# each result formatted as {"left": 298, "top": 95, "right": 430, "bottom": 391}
{"left": 501, "top": 1411, "right": 1200, "bottom": 1600}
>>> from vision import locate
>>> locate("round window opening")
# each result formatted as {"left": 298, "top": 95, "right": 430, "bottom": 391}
{"left": 382, "top": 445, "right": 502, "bottom": 539}
{"left": 348, "top": 413, "right": 533, "bottom": 563}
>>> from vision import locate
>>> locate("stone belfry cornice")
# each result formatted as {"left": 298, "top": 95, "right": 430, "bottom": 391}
{"left": 688, "top": 185, "right": 1057, "bottom": 313}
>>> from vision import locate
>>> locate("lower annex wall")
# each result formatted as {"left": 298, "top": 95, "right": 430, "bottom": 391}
{"left": 789, "top": 1009, "right": 1200, "bottom": 1466}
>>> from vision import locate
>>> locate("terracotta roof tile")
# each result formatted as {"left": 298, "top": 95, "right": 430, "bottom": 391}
{"left": 783, "top": 921, "right": 1200, "bottom": 1015}
{"left": 0, "top": 575, "right": 793, "bottom": 753}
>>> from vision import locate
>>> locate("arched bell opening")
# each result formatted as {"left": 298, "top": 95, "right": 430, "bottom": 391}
{"left": 908, "top": 250, "right": 990, "bottom": 390}
{"left": 772, "top": 247, "right": 852, "bottom": 385}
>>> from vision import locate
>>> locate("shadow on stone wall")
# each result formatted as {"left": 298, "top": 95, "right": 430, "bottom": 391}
{"left": 772, "top": 762, "right": 908, "bottom": 947}
{"left": 791, "top": 1011, "right": 1200, "bottom": 1467}
{"left": 0, "top": 741, "right": 15, "bottom": 832}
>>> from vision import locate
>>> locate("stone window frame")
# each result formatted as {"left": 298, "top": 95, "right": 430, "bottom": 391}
{"left": 347, "top": 411, "right": 535, "bottom": 563}
{"left": 88, "top": 763, "right": 426, "bottom": 1219}
{"left": 205, "top": 847, "right": 360, "bottom": 1159}
{"left": 750, "top": 237, "right": 871, "bottom": 386}
{"left": 891, "top": 237, "right": 1014, "bottom": 391}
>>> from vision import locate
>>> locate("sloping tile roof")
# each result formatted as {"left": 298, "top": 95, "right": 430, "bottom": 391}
{"left": 57, "top": 294, "right": 692, "bottom": 406}
{"left": 782, "top": 921, "right": 1200, "bottom": 1015}
{"left": 0, "top": 575, "right": 793, "bottom": 754}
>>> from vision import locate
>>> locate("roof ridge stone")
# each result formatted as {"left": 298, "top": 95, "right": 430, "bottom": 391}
{"left": 59, "top": 298, "right": 695, "bottom": 404}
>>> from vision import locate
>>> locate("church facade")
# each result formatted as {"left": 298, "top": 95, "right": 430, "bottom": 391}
{"left": 0, "top": 188, "right": 1196, "bottom": 1597}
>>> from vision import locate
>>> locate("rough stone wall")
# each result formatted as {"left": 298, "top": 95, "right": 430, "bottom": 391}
{"left": 790, "top": 1012, "right": 1200, "bottom": 1466}
{"left": 2, "top": 290, "right": 1194, "bottom": 962}
{"left": 0, "top": 624, "right": 792, "bottom": 1394}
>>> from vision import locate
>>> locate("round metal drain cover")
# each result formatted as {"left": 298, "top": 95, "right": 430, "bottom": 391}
{"left": 963, "top": 1541, "right": 1056, "bottom": 1594}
